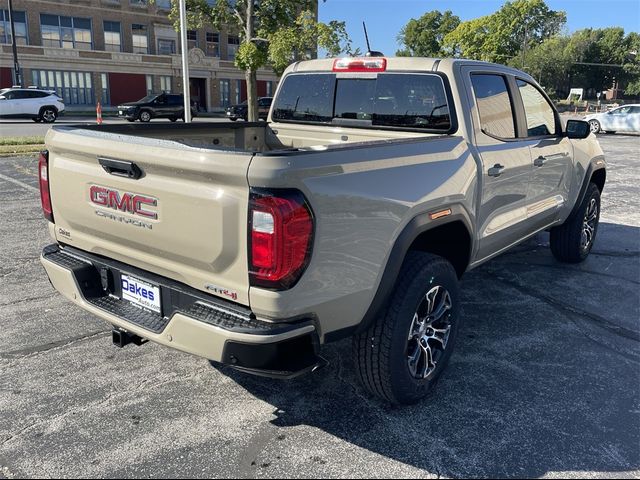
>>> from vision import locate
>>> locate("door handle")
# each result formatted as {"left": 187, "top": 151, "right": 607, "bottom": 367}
{"left": 99, "top": 157, "right": 143, "bottom": 180}
{"left": 488, "top": 164, "right": 505, "bottom": 177}
{"left": 534, "top": 156, "right": 546, "bottom": 167}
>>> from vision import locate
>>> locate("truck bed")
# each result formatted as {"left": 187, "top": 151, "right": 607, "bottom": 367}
{"left": 52, "top": 121, "right": 434, "bottom": 153}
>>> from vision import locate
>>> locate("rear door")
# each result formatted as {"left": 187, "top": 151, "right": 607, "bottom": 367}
{"left": 45, "top": 128, "right": 254, "bottom": 305}
{"left": 465, "top": 71, "right": 534, "bottom": 261}
{"left": 514, "top": 78, "right": 572, "bottom": 230}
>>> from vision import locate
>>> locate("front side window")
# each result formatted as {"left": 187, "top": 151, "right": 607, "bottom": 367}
{"left": 132, "top": 24, "right": 148, "bottom": 54}
{"left": 0, "top": 10, "right": 28, "bottom": 45}
{"left": 471, "top": 74, "right": 516, "bottom": 139}
{"left": 517, "top": 79, "right": 556, "bottom": 136}
{"left": 272, "top": 73, "right": 452, "bottom": 131}
{"left": 40, "top": 15, "right": 92, "bottom": 50}
{"left": 103, "top": 21, "right": 121, "bottom": 52}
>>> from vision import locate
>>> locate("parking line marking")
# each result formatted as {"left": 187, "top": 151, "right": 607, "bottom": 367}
{"left": 0, "top": 172, "right": 39, "bottom": 193}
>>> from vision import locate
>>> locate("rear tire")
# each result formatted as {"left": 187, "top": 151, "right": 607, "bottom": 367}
{"left": 39, "top": 107, "right": 58, "bottom": 123}
{"left": 353, "top": 252, "right": 461, "bottom": 405}
{"left": 550, "top": 182, "right": 601, "bottom": 263}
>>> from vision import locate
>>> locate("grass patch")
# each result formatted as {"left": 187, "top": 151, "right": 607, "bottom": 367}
{"left": 0, "top": 144, "right": 44, "bottom": 155}
{"left": 0, "top": 136, "right": 45, "bottom": 146}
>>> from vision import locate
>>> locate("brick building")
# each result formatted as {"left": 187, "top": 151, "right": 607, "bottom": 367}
{"left": 0, "top": 0, "right": 280, "bottom": 111}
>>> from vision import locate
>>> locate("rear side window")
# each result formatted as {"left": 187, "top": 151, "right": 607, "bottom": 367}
{"left": 516, "top": 79, "right": 556, "bottom": 136}
{"left": 272, "top": 73, "right": 452, "bottom": 131}
{"left": 471, "top": 74, "right": 516, "bottom": 139}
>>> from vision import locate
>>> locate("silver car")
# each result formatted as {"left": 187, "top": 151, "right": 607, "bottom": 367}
{"left": 585, "top": 104, "right": 640, "bottom": 134}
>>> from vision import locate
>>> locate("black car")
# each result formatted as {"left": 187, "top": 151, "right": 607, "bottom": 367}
{"left": 117, "top": 93, "right": 197, "bottom": 122}
{"left": 225, "top": 97, "right": 272, "bottom": 121}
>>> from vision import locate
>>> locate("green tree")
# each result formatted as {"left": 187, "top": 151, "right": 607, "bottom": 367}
{"left": 163, "top": 0, "right": 353, "bottom": 121}
{"left": 443, "top": 0, "right": 566, "bottom": 63}
{"left": 396, "top": 10, "right": 460, "bottom": 57}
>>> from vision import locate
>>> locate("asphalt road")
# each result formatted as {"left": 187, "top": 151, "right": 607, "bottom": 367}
{"left": 0, "top": 135, "right": 639, "bottom": 478}
{"left": 0, "top": 115, "right": 230, "bottom": 138}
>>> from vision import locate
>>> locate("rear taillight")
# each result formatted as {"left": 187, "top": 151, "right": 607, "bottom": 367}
{"left": 249, "top": 189, "right": 314, "bottom": 290}
{"left": 38, "top": 150, "right": 54, "bottom": 223}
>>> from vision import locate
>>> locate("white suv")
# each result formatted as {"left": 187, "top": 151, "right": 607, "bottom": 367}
{"left": 0, "top": 87, "right": 65, "bottom": 123}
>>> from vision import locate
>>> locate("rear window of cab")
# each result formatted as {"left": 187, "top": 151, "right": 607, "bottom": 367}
{"left": 272, "top": 73, "right": 453, "bottom": 132}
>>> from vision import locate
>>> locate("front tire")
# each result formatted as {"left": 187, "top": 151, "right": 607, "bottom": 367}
{"left": 550, "top": 182, "right": 601, "bottom": 263}
{"left": 139, "top": 110, "right": 152, "bottom": 122}
{"left": 353, "top": 252, "right": 461, "bottom": 405}
{"left": 589, "top": 119, "right": 601, "bottom": 134}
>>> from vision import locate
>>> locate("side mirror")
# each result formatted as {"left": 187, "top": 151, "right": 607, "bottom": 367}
{"left": 565, "top": 119, "right": 591, "bottom": 139}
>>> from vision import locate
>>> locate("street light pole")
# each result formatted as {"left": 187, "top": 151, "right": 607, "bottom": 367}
{"left": 179, "top": 0, "right": 192, "bottom": 123}
{"left": 7, "top": 0, "right": 22, "bottom": 87}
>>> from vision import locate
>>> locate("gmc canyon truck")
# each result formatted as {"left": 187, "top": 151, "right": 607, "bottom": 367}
{"left": 40, "top": 57, "right": 605, "bottom": 404}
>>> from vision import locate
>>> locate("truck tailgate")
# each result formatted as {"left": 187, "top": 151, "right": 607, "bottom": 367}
{"left": 45, "top": 127, "right": 252, "bottom": 306}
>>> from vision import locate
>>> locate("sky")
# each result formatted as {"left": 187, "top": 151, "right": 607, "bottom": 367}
{"left": 318, "top": 0, "right": 640, "bottom": 56}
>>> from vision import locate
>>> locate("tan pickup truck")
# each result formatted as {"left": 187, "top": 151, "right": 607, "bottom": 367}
{"left": 40, "top": 57, "right": 605, "bottom": 404}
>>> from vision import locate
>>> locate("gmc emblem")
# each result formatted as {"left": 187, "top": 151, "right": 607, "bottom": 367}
{"left": 90, "top": 185, "right": 158, "bottom": 219}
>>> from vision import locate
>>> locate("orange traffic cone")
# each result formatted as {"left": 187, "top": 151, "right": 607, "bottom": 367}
{"left": 96, "top": 102, "right": 103, "bottom": 125}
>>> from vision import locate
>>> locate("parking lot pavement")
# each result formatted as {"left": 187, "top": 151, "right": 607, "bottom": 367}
{"left": 0, "top": 135, "right": 638, "bottom": 478}
{"left": 0, "top": 116, "right": 230, "bottom": 138}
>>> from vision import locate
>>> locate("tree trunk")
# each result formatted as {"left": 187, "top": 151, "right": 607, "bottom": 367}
{"left": 246, "top": 68, "right": 258, "bottom": 122}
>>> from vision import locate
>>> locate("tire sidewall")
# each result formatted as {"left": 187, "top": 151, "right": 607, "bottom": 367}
{"left": 139, "top": 111, "right": 151, "bottom": 122}
{"left": 578, "top": 184, "right": 601, "bottom": 259}
{"left": 388, "top": 258, "right": 461, "bottom": 403}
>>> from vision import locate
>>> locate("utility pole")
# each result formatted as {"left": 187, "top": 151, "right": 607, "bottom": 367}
{"left": 7, "top": 0, "right": 22, "bottom": 87}
{"left": 178, "top": 0, "right": 192, "bottom": 123}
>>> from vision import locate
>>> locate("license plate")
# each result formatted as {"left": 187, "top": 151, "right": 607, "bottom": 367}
{"left": 119, "top": 110, "right": 123, "bottom": 115}
{"left": 121, "top": 274, "right": 161, "bottom": 314}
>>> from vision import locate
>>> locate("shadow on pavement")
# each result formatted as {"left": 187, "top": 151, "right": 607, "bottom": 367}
{"left": 215, "top": 222, "right": 640, "bottom": 478}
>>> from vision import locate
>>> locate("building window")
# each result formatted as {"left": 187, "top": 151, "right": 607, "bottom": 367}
{"left": 132, "top": 24, "right": 148, "bottom": 54}
{"left": 160, "top": 76, "right": 171, "bottom": 93}
{"left": 101, "top": 73, "right": 110, "bottom": 105}
{"left": 103, "top": 21, "right": 121, "bottom": 52}
{"left": 130, "top": 0, "right": 148, "bottom": 6}
{"left": 235, "top": 79, "right": 242, "bottom": 104}
{"left": 220, "top": 79, "right": 230, "bottom": 107}
{"left": 266, "top": 81, "right": 273, "bottom": 97}
{"left": 227, "top": 35, "right": 239, "bottom": 61}
{"left": 157, "top": 38, "right": 175, "bottom": 55}
{"left": 146, "top": 75, "right": 153, "bottom": 95}
{"left": 206, "top": 32, "right": 219, "bottom": 57}
{"left": 187, "top": 30, "right": 197, "bottom": 50}
{"left": 32, "top": 70, "right": 94, "bottom": 105}
{"left": 0, "top": 10, "right": 28, "bottom": 45}
{"left": 40, "top": 15, "right": 92, "bottom": 50}
{"left": 156, "top": 0, "right": 171, "bottom": 9}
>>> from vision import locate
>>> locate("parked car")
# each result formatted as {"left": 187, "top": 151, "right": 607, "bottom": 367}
{"left": 585, "top": 104, "right": 640, "bottom": 134}
{"left": 117, "top": 93, "right": 197, "bottom": 122}
{"left": 225, "top": 97, "right": 272, "bottom": 121}
{"left": 0, "top": 87, "right": 65, "bottom": 123}
{"left": 40, "top": 57, "right": 604, "bottom": 405}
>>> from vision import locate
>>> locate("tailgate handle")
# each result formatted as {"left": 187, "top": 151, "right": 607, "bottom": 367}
{"left": 99, "top": 158, "right": 143, "bottom": 180}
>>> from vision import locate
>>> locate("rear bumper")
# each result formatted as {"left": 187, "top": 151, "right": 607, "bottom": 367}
{"left": 41, "top": 244, "right": 322, "bottom": 378}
